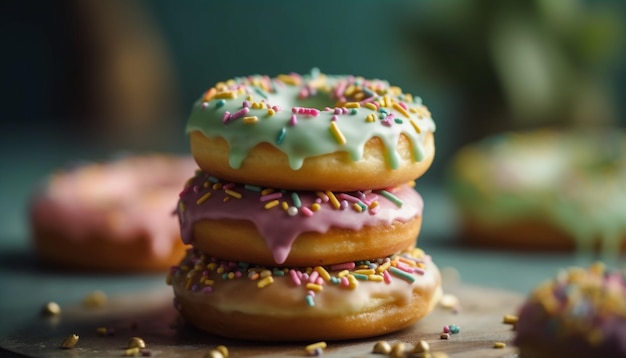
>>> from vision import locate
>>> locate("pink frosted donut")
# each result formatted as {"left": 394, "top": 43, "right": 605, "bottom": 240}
{"left": 29, "top": 154, "right": 197, "bottom": 272}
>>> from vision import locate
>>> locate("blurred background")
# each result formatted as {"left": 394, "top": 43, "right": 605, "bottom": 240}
{"left": 0, "top": 0, "right": 625, "bottom": 283}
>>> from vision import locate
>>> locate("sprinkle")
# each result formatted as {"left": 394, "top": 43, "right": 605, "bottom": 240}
{"left": 305, "top": 295, "right": 315, "bottom": 307}
{"left": 448, "top": 324, "right": 460, "bottom": 334}
{"left": 368, "top": 274, "right": 384, "bottom": 282}
{"left": 267, "top": 108, "right": 276, "bottom": 116}
{"left": 352, "top": 273, "right": 368, "bottom": 281}
{"left": 330, "top": 262, "right": 356, "bottom": 271}
{"left": 242, "top": 116, "right": 258, "bottom": 124}
{"left": 228, "top": 107, "right": 250, "bottom": 121}
{"left": 305, "top": 342, "right": 327, "bottom": 354}
{"left": 289, "top": 269, "right": 302, "bottom": 286}
{"left": 352, "top": 202, "right": 363, "bottom": 213}
{"left": 314, "top": 266, "right": 331, "bottom": 282}
{"left": 306, "top": 283, "right": 323, "bottom": 292}
{"left": 127, "top": 337, "right": 146, "bottom": 349}
{"left": 290, "top": 114, "right": 298, "bottom": 126}
{"left": 325, "top": 191, "right": 340, "bottom": 209}
{"left": 440, "top": 333, "right": 450, "bottom": 340}
{"left": 493, "top": 342, "right": 506, "bottom": 349}
{"left": 410, "top": 119, "right": 422, "bottom": 134}
{"left": 224, "top": 189, "right": 242, "bottom": 199}
{"left": 301, "top": 206, "right": 313, "bottom": 217}
{"left": 392, "top": 102, "right": 410, "bottom": 118}
{"left": 221, "top": 111, "right": 231, "bottom": 124}
{"left": 380, "top": 190, "right": 403, "bottom": 207}
{"left": 372, "top": 341, "right": 392, "bottom": 354}
{"left": 83, "top": 290, "right": 107, "bottom": 308}
{"left": 260, "top": 192, "right": 283, "bottom": 202}
{"left": 196, "top": 192, "right": 212, "bottom": 205}
{"left": 124, "top": 347, "right": 140, "bottom": 356}
{"left": 291, "top": 192, "right": 302, "bottom": 208}
{"left": 389, "top": 266, "right": 416, "bottom": 283}
{"left": 42, "top": 302, "right": 61, "bottom": 316}
{"left": 412, "top": 340, "right": 430, "bottom": 354}
{"left": 254, "top": 87, "right": 268, "bottom": 99}
{"left": 287, "top": 206, "right": 298, "bottom": 216}
{"left": 277, "top": 74, "right": 300, "bottom": 86}
{"left": 215, "top": 91, "right": 236, "bottom": 99}
{"left": 390, "top": 342, "right": 406, "bottom": 357}
{"left": 60, "top": 334, "right": 79, "bottom": 349}
{"left": 311, "top": 203, "right": 321, "bottom": 212}
{"left": 202, "top": 87, "right": 217, "bottom": 102}
{"left": 383, "top": 270, "right": 392, "bottom": 283}
{"left": 257, "top": 276, "right": 274, "bottom": 288}
{"left": 244, "top": 184, "right": 261, "bottom": 192}
{"left": 345, "top": 102, "right": 360, "bottom": 108}
{"left": 264, "top": 200, "right": 280, "bottom": 209}
{"left": 503, "top": 314, "right": 518, "bottom": 325}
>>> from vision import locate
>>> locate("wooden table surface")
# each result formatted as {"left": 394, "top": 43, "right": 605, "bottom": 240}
{"left": 0, "top": 282, "right": 523, "bottom": 357}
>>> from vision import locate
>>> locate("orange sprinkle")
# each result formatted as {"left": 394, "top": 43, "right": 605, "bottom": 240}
{"left": 202, "top": 87, "right": 217, "bottom": 102}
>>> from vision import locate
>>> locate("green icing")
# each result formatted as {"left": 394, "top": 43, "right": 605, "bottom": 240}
{"left": 186, "top": 72, "right": 436, "bottom": 171}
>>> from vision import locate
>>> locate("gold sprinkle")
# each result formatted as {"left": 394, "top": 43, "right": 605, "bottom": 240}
{"left": 242, "top": 116, "right": 259, "bottom": 124}
{"left": 41, "top": 302, "right": 61, "bottom": 316}
{"left": 214, "top": 91, "right": 237, "bottom": 99}
{"left": 127, "top": 337, "right": 146, "bottom": 349}
{"left": 372, "top": 340, "right": 391, "bottom": 354}
{"left": 212, "top": 183, "right": 223, "bottom": 190}
{"left": 60, "top": 334, "right": 79, "bottom": 349}
{"left": 393, "top": 102, "right": 410, "bottom": 118}
{"left": 281, "top": 201, "right": 289, "bottom": 210}
{"left": 311, "top": 203, "right": 321, "bottom": 212}
{"left": 196, "top": 192, "right": 212, "bottom": 205}
{"left": 216, "top": 345, "right": 229, "bottom": 358}
{"left": 493, "top": 342, "right": 506, "bottom": 349}
{"left": 264, "top": 200, "right": 279, "bottom": 209}
{"left": 345, "top": 102, "right": 360, "bottom": 108}
{"left": 503, "top": 314, "right": 519, "bottom": 325}
{"left": 224, "top": 189, "right": 242, "bottom": 199}
{"left": 390, "top": 342, "right": 406, "bottom": 358}
{"left": 325, "top": 190, "right": 340, "bottom": 209}
{"left": 124, "top": 347, "right": 140, "bottom": 356}
{"left": 412, "top": 340, "right": 430, "bottom": 354}
{"left": 257, "top": 276, "right": 274, "bottom": 288}
{"left": 83, "top": 290, "right": 107, "bottom": 308}
{"left": 306, "top": 283, "right": 324, "bottom": 292}
{"left": 261, "top": 188, "right": 275, "bottom": 195}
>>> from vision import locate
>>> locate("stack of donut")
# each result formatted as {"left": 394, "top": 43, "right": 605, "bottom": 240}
{"left": 168, "top": 70, "right": 441, "bottom": 341}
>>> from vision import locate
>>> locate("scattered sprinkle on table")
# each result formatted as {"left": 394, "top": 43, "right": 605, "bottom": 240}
{"left": 60, "top": 334, "right": 79, "bottom": 349}
{"left": 493, "top": 341, "right": 507, "bottom": 349}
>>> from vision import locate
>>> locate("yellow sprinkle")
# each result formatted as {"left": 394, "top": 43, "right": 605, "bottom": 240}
{"left": 196, "top": 192, "right": 212, "bottom": 205}
{"left": 225, "top": 79, "right": 235, "bottom": 86}
{"left": 503, "top": 314, "right": 519, "bottom": 324}
{"left": 368, "top": 274, "right": 384, "bottom": 282}
{"left": 376, "top": 262, "right": 391, "bottom": 273}
{"left": 347, "top": 275, "right": 359, "bottom": 289}
{"left": 389, "top": 86, "right": 402, "bottom": 95}
{"left": 215, "top": 82, "right": 227, "bottom": 91}
{"left": 414, "top": 105, "right": 431, "bottom": 118}
{"left": 354, "top": 269, "right": 376, "bottom": 275}
{"left": 311, "top": 203, "right": 321, "bottom": 212}
{"left": 261, "top": 188, "right": 275, "bottom": 195}
{"left": 277, "top": 74, "right": 299, "bottom": 86}
{"left": 325, "top": 190, "right": 340, "bottom": 209}
{"left": 225, "top": 189, "right": 242, "bottom": 199}
{"left": 404, "top": 93, "right": 413, "bottom": 103}
{"left": 243, "top": 116, "right": 259, "bottom": 124}
{"left": 204, "top": 279, "right": 215, "bottom": 286}
{"left": 364, "top": 103, "right": 378, "bottom": 111}
{"left": 329, "top": 121, "right": 346, "bottom": 145}
{"left": 392, "top": 102, "right": 410, "bottom": 118}
{"left": 42, "top": 302, "right": 61, "bottom": 316}
{"left": 337, "top": 270, "right": 350, "bottom": 278}
{"left": 345, "top": 102, "right": 360, "bottom": 108}
{"left": 251, "top": 102, "right": 261, "bottom": 109}
{"left": 212, "top": 183, "right": 223, "bottom": 190}
{"left": 369, "top": 201, "right": 379, "bottom": 210}
{"left": 127, "top": 337, "right": 146, "bottom": 349}
{"left": 365, "top": 113, "right": 376, "bottom": 122}
{"left": 354, "top": 92, "right": 364, "bottom": 100}
{"left": 216, "top": 345, "right": 229, "bottom": 358}
{"left": 314, "top": 266, "right": 331, "bottom": 282}
{"left": 185, "top": 278, "right": 193, "bottom": 289}
{"left": 267, "top": 108, "right": 275, "bottom": 116}
{"left": 215, "top": 91, "right": 236, "bottom": 99}
{"left": 246, "top": 94, "right": 253, "bottom": 101}
{"left": 216, "top": 266, "right": 225, "bottom": 274}
{"left": 227, "top": 272, "right": 235, "bottom": 279}
{"left": 264, "top": 200, "right": 279, "bottom": 209}
{"left": 305, "top": 341, "right": 327, "bottom": 352}
{"left": 96, "top": 327, "right": 108, "bottom": 336}
{"left": 281, "top": 201, "right": 289, "bottom": 210}
{"left": 352, "top": 202, "right": 363, "bottom": 212}
{"left": 257, "top": 276, "right": 274, "bottom": 288}
{"left": 306, "top": 283, "right": 324, "bottom": 292}
{"left": 207, "top": 262, "right": 218, "bottom": 270}
{"left": 344, "top": 84, "right": 356, "bottom": 96}
{"left": 83, "top": 290, "right": 107, "bottom": 308}
{"left": 493, "top": 342, "right": 506, "bottom": 349}
{"left": 124, "top": 347, "right": 140, "bottom": 356}
{"left": 410, "top": 119, "right": 422, "bottom": 134}
{"left": 203, "top": 181, "right": 210, "bottom": 188}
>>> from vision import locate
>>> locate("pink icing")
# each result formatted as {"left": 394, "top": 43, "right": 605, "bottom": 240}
{"left": 30, "top": 155, "right": 198, "bottom": 257}
{"left": 178, "top": 172, "right": 424, "bottom": 264}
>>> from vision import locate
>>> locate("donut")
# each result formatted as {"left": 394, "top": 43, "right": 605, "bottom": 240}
{"left": 447, "top": 128, "right": 626, "bottom": 253}
{"left": 168, "top": 247, "right": 442, "bottom": 341}
{"left": 29, "top": 154, "right": 197, "bottom": 272}
{"left": 177, "top": 172, "right": 424, "bottom": 267}
{"left": 514, "top": 262, "right": 626, "bottom": 358}
{"left": 187, "top": 69, "right": 436, "bottom": 191}
{"left": 171, "top": 70, "right": 440, "bottom": 341}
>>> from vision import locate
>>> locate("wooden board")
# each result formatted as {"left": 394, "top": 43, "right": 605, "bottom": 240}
{"left": 0, "top": 283, "right": 523, "bottom": 357}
